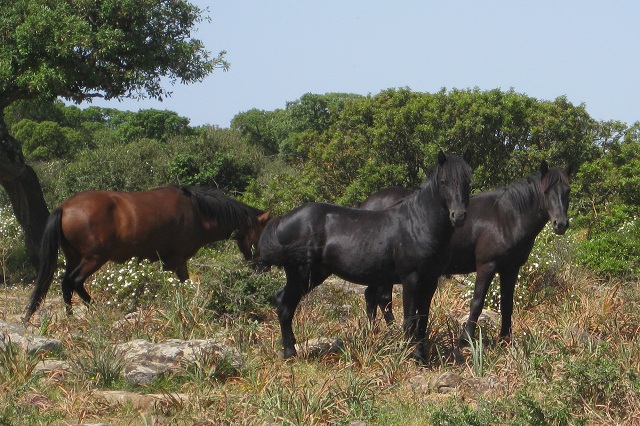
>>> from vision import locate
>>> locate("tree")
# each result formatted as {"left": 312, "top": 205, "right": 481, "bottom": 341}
{"left": 0, "top": 0, "right": 226, "bottom": 266}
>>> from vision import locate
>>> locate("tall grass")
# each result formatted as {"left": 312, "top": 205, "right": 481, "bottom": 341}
{"left": 0, "top": 206, "right": 639, "bottom": 425}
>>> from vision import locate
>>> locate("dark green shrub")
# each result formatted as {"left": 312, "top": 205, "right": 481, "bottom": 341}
{"left": 206, "top": 267, "right": 282, "bottom": 317}
{"left": 576, "top": 216, "right": 639, "bottom": 279}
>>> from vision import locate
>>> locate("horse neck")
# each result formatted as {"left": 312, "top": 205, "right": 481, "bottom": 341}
{"left": 407, "top": 182, "right": 450, "bottom": 228}
{"left": 200, "top": 215, "right": 246, "bottom": 242}
{"left": 506, "top": 176, "right": 550, "bottom": 234}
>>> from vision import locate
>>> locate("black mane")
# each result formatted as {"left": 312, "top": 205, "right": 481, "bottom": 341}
{"left": 490, "top": 167, "right": 567, "bottom": 212}
{"left": 179, "top": 186, "right": 264, "bottom": 228}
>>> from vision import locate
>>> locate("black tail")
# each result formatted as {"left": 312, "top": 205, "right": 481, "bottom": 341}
{"left": 24, "top": 208, "right": 63, "bottom": 322}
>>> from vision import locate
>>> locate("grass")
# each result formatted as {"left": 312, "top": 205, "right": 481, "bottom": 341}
{"left": 1, "top": 208, "right": 639, "bottom": 424}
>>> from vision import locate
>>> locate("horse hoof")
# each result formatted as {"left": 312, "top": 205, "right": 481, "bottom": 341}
{"left": 408, "top": 348, "right": 426, "bottom": 364}
{"left": 278, "top": 349, "right": 297, "bottom": 360}
{"left": 498, "top": 336, "right": 512, "bottom": 346}
{"left": 452, "top": 348, "right": 466, "bottom": 365}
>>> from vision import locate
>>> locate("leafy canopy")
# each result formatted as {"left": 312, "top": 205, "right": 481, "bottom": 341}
{"left": 0, "top": 0, "right": 227, "bottom": 109}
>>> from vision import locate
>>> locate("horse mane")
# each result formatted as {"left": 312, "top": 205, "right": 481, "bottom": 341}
{"left": 178, "top": 185, "right": 264, "bottom": 228}
{"left": 491, "top": 167, "right": 567, "bottom": 212}
{"left": 419, "top": 153, "right": 473, "bottom": 192}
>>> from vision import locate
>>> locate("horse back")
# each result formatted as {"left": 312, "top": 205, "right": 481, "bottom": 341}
{"left": 59, "top": 187, "right": 201, "bottom": 261}
{"left": 446, "top": 192, "right": 541, "bottom": 274}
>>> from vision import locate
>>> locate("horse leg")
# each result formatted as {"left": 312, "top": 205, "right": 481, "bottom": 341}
{"left": 277, "top": 265, "right": 309, "bottom": 359}
{"left": 67, "top": 257, "right": 105, "bottom": 311}
{"left": 366, "top": 284, "right": 394, "bottom": 324}
{"left": 377, "top": 284, "right": 395, "bottom": 324}
{"left": 402, "top": 273, "right": 437, "bottom": 362}
{"left": 277, "top": 265, "right": 329, "bottom": 359}
{"left": 459, "top": 262, "right": 496, "bottom": 347}
{"left": 401, "top": 276, "right": 418, "bottom": 339}
{"left": 498, "top": 268, "right": 519, "bottom": 344}
{"left": 364, "top": 286, "right": 378, "bottom": 322}
{"left": 175, "top": 262, "right": 189, "bottom": 282}
{"left": 61, "top": 262, "right": 78, "bottom": 316}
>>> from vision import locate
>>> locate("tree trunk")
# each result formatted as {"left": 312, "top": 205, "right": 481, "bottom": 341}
{"left": 0, "top": 117, "right": 50, "bottom": 269}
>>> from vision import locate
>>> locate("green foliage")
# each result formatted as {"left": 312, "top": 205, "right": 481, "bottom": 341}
{"left": 242, "top": 164, "right": 322, "bottom": 215}
{"left": 67, "top": 336, "right": 125, "bottom": 388}
{"left": 231, "top": 108, "right": 289, "bottom": 155}
{"left": 427, "top": 398, "right": 495, "bottom": 426}
{"left": 169, "top": 151, "right": 254, "bottom": 193}
{"left": 576, "top": 216, "right": 640, "bottom": 279}
{"left": 114, "top": 109, "right": 194, "bottom": 143}
{"left": 232, "top": 92, "right": 362, "bottom": 158}
{"left": 0, "top": 0, "right": 225, "bottom": 107}
{"left": 12, "top": 119, "right": 84, "bottom": 160}
{"left": 57, "top": 138, "right": 171, "bottom": 196}
{"left": 563, "top": 345, "right": 629, "bottom": 410}
{"left": 302, "top": 88, "right": 596, "bottom": 202}
{"left": 205, "top": 266, "right": 283, "bottom": 317}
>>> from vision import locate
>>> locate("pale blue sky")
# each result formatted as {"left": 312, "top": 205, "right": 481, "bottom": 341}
{"left": 84, "top": 1, "right": 640, "bottom": 127}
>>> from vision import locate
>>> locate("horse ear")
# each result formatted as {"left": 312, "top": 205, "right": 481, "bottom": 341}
{"left": 565, "top": 163, "right": 576, "bottom": 179}
{"left": 539, "top": 160, "right": 549, "bottom": 177}
{"left": 258, "top": 212, "right": 271, "bottom": 223}
{"left": 437, "top": 150, "right": 447, "bottom": 166}
{"left": 462, "top": 148, "right": 472, "bottom": 165}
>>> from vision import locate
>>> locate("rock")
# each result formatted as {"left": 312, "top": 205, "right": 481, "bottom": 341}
{"left": 0, "top": 320, "right": 62, "bottom": 355}
{"left": 19, "top": 335, "right": 63, "bottom": 355}
{"left": 295, "top": 337, "right": 344, "bottom": 358}
{"left": 431, "top": 372, "right": 501, "bottom": 399}
{"left": 115, "top": 339, "right": 242, "bottom": 385}
{"left": 431, "top": 372, "right": 465, "bottom": 393}
{"left": 0, "top": 320, "right": 26, "bottom": 335}
{"left": 459, "top": 376, "right": 500, "bottom": 399}
{"left": 34, "top": 359, "right": 71, "bottom": 378}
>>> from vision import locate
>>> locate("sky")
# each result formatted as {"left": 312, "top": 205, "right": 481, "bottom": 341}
{"left": 83, "top": 1, "right": 640, "bottom": 128}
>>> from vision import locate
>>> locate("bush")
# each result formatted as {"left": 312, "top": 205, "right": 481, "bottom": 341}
{"left": 576, "top": 215, "right": 639, "bottom": 279}
{"left": 205, "top": 266, "right": 283, "bottom": 317}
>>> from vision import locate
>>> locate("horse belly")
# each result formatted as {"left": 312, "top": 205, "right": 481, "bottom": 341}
{"left": 322, "top": 238, "right": 397, "bottom": 285}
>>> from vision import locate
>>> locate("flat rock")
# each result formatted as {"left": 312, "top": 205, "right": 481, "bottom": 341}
{"left": 295, "top": 337, "right": 345, "bottom": 358}
{"left": 115, "top": 339, "right": 242, "bottom": 385}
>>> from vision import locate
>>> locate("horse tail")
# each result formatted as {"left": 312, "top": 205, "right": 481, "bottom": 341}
{"left": 257, "top": 216, "right": 311, "bottom": 267}
{"left": 24, "top": 208, "right": 63, "bottom": 322}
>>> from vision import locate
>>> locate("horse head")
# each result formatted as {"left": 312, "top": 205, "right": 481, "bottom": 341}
{"left": 436, "top": 150, "right": 473, "bottom": 227}
{"left": 237, "top": 211, "right": 272, "bottom": 263}
{"left": 539, "top": 161, "right": 574, "bottom": 235}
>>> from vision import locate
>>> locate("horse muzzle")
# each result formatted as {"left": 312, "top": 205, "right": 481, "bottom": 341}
{"left": 251, "top": 260, "right": 272, "bottom": 273}
{"left": 450, "top": 210, "right": 467, "bottom": 227}
{"left": 552, "top": 219, "right": 569, "bottom": 235}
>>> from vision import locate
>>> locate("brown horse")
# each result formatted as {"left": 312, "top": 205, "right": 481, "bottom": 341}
{"left": 24, "top": 185, "right": 270, "bottom": 322}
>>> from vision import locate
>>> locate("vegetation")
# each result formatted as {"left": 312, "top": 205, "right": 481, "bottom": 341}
{"left": 0, "top": 87, "right": 638, "bottom": 424}
{"left": 15, "top": 4, "right": 635, "bottom": 425}
{"left": 0, "top": 0, "right": 226, "bottom": 266}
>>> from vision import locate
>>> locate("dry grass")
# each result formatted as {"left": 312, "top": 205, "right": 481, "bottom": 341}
{"left": 1, "top": 247, "right": 639, "bottom": 425}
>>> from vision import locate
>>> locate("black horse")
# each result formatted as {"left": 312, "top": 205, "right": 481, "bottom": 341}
{"left": 258, "top": 152, "right": 472, "bottom": 360}
{"left": 359, "top": 161, "right": 573, "bottom": 346}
